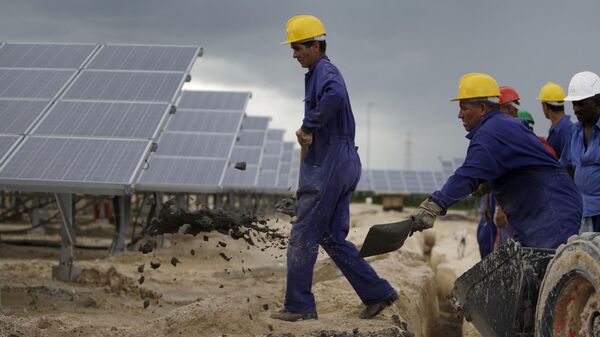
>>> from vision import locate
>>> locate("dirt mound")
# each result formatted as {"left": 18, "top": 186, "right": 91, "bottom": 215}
{"left": 76, "top": 266, "right": 158, "bottom": 299}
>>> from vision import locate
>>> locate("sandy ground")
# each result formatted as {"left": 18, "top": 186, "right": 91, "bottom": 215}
{"left": 0, "top": 204, "right": 483, "bottom": 337}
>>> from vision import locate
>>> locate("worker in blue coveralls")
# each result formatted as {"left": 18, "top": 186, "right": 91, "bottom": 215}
{"left": 409, "top": 73, "right": 582, "bottom": 249}
{"left": 538, "top": 82, "right": 572, "bottom": 159}
{"left": 271, "top": 15, "right": 398, "bottom": 322}
{"left": 560, "top": 71, "right": 600, "bottom": 233}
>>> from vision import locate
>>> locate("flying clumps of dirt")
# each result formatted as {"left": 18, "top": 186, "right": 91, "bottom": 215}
{"left": 275, "top": 197, "right": 296, "bottom": 217}
{"left": 140, "top": 199, "right": 287, "bottom": 249}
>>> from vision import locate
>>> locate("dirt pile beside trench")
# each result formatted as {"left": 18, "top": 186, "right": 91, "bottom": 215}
{"left": 76, "top": 266, "right": 159, "bottom": 299}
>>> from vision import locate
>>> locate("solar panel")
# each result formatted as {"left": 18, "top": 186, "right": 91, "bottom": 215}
{"left": 257, "top": 171, "right": 278, "bottom": 189}
{"left": 277, "top": 142, "right": 294, "bottom": 189}
{"left": 236, "top": 129, "right": 267, "bottom": 147}
{"left": 136, "top": 90, "right": 249, "bottom": 192}
{"left": 242, "top": 116, "right": 270, "bottom": 131}
{"left": 355, "top": 170, "right": 372, "bottom": 192}
{"left": 166, "top": 110, "right": 243, "bottom": 133}
{"left": 0, "top": 137, "right": 149, "bottom": 192}
{"left": 62, "top": 71, "right": 185, "bottom": 102}
{"left": 387, "top": 170, "right": 407, "bottom": 193}
{"left": 288, "top": 148, "right": 301, "bottom": 191}
{"left": 0, "top": 43, "right": 202, "bottom": 194}
{"left": 261, "top": 156, "right": 280, "bottom": 170}
{"left": 418, "top": 171, "right": 437, "bottom": 193}
{"left": 137, "top": 157, "right": 226, "bottom": 192}
{"left": 403, "top": 170, "right": 421, "bottom": 194}
{"left": 434, "top": 171, "right": 445, "bottom": 190}
{"left": 229, "top": 147, "right": 262, "bottom": 165}
{"left": 0, "top": 69, "right": 76, "bottom": 99}
{"left": 371, "top": 170, "right": 390, "bottom": 193}
{"left": 267, "top": 129, "right": 285, "bottom": 142}
{"left": 440, "top": 160, "right": 454, "bottom": 179}
{"left": 33, "top": 101, "right": 170, "bottom": 139}
{"left": 222, "top": 165, "right": 259, "bottom": 188}
{"left": 0, "top": 99, "right": 51, "bottom": 134}
{"left": 0, "top": 43, "right": 97, "bottom": 69}
{"left": 177, "top": 91, "right": 251, "bottom": 111}
{"left": 155, "top": 133, "right": 235, "bottom": 158}
{"left": 0, "top": 135, "right": 21, "bottom": 162}
{"left": 87, "top": 45, "right": 199, "bottom": 72}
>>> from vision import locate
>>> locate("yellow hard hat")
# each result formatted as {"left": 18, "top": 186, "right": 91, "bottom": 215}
{"left": 451, "top": 73, "right": 500, "bottom": 101}
{"left": 281, "top": 15, "right": 326, "bottom": 45}
{"left": 537, "top": 82, "right": 566, "bottom": 102}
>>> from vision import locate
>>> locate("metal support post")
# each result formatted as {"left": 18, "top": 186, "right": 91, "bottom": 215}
{"left": 52, "top": 193, "right": 81, "bottom": 282}
{"left": 110, "top": 195, "right": 131, "bottom": 255}
{"left": 28, "top": 195, "right": 44, "bottom": 235}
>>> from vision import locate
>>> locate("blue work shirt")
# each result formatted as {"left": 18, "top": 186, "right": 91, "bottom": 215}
{"left": 301, "top": 56, "right": 357, "bottom": 167}
{"left": 560, "top": 117, "right": 600, "bottom": 217}
{"left": 431, "top": 110, "right": 582, "bottom": 248}
{"left": 547, "top": 115, "right": 573, "bottom": 159}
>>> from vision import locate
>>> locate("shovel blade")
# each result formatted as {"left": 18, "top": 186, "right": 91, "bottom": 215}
{"left": 359, "top": 219, "right": 414, "bottom": 258}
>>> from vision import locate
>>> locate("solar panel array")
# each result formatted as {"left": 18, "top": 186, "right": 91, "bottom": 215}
{"left": 355, "top": 157, "right": 465, "bottom": 194}
{"left": 277, "top": 142, "right": 294, "bottom": 190}
{"left": 0, "top": 43, "right": 200, "bottom": 194}
{"left": 0, "top": 42, "right": 466, "bottom": 197}
{"left": 257, "top": 129, "right": 284, "bottom": 191}
{"left": 288, "top": 148, "right": 301, "bottom": 192}
{"left": 221, "top": 116, "right": 269, "bottom": 190}
{"left": 137, "top": 91, "right": 249, "bottom": 192}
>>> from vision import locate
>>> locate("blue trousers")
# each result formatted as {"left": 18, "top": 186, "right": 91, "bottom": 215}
{"left": 284, "top": 146, "right": 396, "bottom": 313}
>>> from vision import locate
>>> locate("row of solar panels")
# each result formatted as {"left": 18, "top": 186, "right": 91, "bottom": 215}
{"left": 355, "top": 158, "right": 464, "bottom": 194}
{"left": 0, "top": 42, "right": 301, "bottom": 195}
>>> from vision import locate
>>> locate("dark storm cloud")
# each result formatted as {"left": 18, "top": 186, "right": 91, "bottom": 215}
{"left": 1, "top": 0, "right": 599, "bottom": 169}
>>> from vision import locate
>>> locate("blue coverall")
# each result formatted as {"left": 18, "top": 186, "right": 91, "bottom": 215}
{"left": 547, "top": 115, "right": 573, "bottom": 159}
{"left": 476, "top": 194, "right": 496, "bottom": 258}
{"left": 285, "top": 56, "right": 396, "bottom": 314}
{"left": 430, "top": 110, "right": 582, "bottom": 249}
{"left": 560, "top": 118, "right": 600, "bottom": 232}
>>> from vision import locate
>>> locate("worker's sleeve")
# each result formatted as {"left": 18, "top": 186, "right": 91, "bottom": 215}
{"left": 559, "top": 135, "right": 573, "bottom": 168}
{"left": 430, "top": 141, "right": 504, "bottom": 214}
{"left": 301, "top": 71, "right": 345, "bottom": 133}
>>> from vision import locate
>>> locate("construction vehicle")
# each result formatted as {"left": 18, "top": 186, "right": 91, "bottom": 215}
{"left": 449, "top": 233, "right": 600, "bottom": 336}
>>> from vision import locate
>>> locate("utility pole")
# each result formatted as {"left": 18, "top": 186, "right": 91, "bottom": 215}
{"left": 405, "top": 132, "right": 412, "bottom": 170}
{"left": 366, "top": 102, "right": 374, "bottom": 171}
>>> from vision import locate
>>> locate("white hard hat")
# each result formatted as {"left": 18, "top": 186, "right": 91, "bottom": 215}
{"left": 564, "top": 71, "right": 600, "bottom": 101}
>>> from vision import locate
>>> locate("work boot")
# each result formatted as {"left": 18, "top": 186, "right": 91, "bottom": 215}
{"left": 270, "top": 309, "right": 318, "bottom": 322}
{"left": 359, "top": 293, "right": 398, "bottom": 319}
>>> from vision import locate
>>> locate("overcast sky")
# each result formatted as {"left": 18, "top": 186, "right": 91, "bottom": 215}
{"left": 1, "top": 0, "right": 598, "bottom": 170}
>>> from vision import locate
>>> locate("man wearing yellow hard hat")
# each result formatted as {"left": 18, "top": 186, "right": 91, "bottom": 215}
{"left": 272, "top": 15, "right": 397, "bottom": 322}
{"left": 409, "top": 73, "right": 582, "bottom": 249}
{"left": 538, "top": 82, "right": 572, "bottom": 159}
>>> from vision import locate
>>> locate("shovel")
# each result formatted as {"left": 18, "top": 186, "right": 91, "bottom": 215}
{"left": 359, "top": 219, "right": 414, "bottom": 257}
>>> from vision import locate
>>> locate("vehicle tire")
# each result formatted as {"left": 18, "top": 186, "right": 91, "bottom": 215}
{"left": 535, "top": 232, "right": 600, "bottom": 337}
